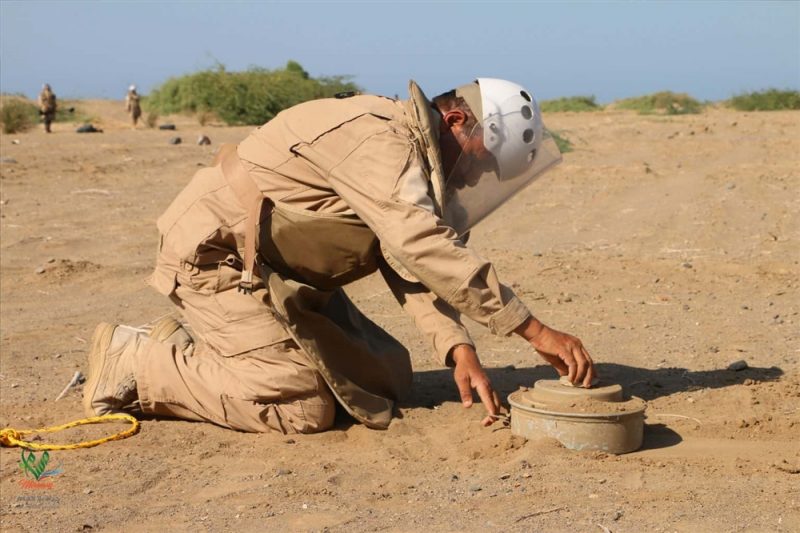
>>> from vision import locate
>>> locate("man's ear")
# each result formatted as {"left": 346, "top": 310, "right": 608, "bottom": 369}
{"left": 441, "top": 109, "right": 468, "bottom": 128}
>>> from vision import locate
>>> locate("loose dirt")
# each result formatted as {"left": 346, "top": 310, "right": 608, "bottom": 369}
{"left": 1, "top": 101, "right": 798, "bottom": 532}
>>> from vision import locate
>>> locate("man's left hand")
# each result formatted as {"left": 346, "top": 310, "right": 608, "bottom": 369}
{"left": 450, "top": 344, "right": 503, "bottom": 426}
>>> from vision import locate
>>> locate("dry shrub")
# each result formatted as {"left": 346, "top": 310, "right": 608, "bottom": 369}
{"left": 0, "top": 97, "right": 38, "bottom": 133}
{"left": 145, "top": 112, "right": 159, "bottom": 128}
{"left": 197, "top": 110, "right": 215, "bottom": 126}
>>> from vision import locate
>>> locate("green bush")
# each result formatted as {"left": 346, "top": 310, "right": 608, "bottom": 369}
{"left": 54, "top": 101, "right": 91, "bottom": 124}
{"left": 0, "top": 97, "right": 38, "bottom": 133}
{"left": 615, "top": 91, "right": 703, "bottom": 115}
{"left": 547, "top": 129, "right": 573, "bottom": 153}
{"left": 727, "top": 89, "right": 800, "bottom": 111}
{"left": 146, "top": 61, "right": 361, "bottom": 126}
{"left": 541, "top": 96, "right": 601, "bottom": 113}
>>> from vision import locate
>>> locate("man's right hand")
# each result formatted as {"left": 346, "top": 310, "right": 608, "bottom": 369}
{"left": 514, "top": 316, "right": 597, "bottom": 387}
{"left": 450, "top": 344, "right": 503, "bottom": 426}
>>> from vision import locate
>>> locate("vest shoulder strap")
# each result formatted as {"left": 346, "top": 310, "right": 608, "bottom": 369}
{"left": 219, "top": 145, "right": 270, "bottom": 294}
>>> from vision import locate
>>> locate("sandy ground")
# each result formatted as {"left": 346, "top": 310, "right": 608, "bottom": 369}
{"left": 0, "top": 101, "right": 798, "bottom": 532}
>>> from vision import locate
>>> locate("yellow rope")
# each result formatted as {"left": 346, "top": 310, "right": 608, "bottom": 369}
{"left": 0, "top": 413, "right": 139, "bottom": 451}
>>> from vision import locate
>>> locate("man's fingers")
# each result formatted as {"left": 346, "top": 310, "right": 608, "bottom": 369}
{"left": 565, "top": 351, "right": 577, "bottom": 383}
{"left": 456, "top": 375, "right": 474, "bottom": 407}
{"left": 538, "top": 352, "right": 568, "bottom": 375}
{"left": 477, "top": 383, "right": 501, "bottom": 427}
{"left": 475, "top": 381, "right": 498, "bottom": 416}
{"left": 573, "top": 347, "right": 587, "bottom": 384}
{"left": 582, "top": 347, "right": 597, "bottom": 387}
{"left": 492, "top": 390, "right": 503, "bottom": 412}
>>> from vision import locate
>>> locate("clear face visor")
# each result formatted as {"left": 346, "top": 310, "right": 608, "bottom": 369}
{"left": 442, "top": 123, "right": 562, "bottom": 236}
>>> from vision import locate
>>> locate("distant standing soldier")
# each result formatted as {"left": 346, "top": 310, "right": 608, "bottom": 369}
{"left": 38, "top": 83, "right": 57, "bottom": 133}
{"left": 125, "top": 85, "right": 142, "bottom": 128}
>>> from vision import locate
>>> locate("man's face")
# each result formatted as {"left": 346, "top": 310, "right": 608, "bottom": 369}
{"left": 452, "top": 122, "right": 491, "bottom": 161}
{"left": 448, "top": 123, "right": 499, "bottom": 189}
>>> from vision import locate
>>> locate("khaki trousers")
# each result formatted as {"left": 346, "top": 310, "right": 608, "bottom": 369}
{"left": 137, "top": 259, "right": 336, "bottom": 434}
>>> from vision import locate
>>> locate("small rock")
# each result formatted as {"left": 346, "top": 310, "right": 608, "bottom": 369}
{"left": 12, "top": 139, "right": 21, "bottom": 144}
{"left": 682, "top": 304, "right": 690, "bottom": 311}
{"left": 197, "top": 135, "right": 211, "bottom": 146}
{"left": 730, "top": 121, "right": 738, "bottom": 127}
{"left": 168, "top": 137, "right": 182, "bottom": 145}
{"left": 11, "top": 383, "right": 19, "bottom": 388}
{"left": 613, "top": 510, "right": 624, "bottom": 521}
{"left": 275, "top": 468, "right": 292, "bottom": 477}
{"left": 469, "top": 485, "right": 482, "bottom": 492}
{"left": 728, "top": 360, "right": 748, "bottom": 371}
{"left": 681, "top": 262, "right": 693, "bottom": 269}
{"left": 284, "top": 438, "right": 296, "bottom": 444}
{"left": 726, "top": 182, "right": 736, "bottom": 190}
{"left": 158, "top": 124, "right": 177, "bottom": 131}
{"left": 83, "top": 488, "right": 93, "bottom": 494}
{"left": 35, "top": 266, "right": 46, "bottom": 274}
{"left": 76, "top": 124, "right": 102, "bottom": 133}
{"left": 0, "top": 157, "right": 17, "bottom": 164}
{"left": 499, "top": 473, "right": 511, "bottom": 480}
{"left": 46, "top": 257, "right": 55, "bottom": 263}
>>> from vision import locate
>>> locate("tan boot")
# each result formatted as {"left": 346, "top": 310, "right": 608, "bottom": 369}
{"left": 149, "top": 316, "right": 194, "bottom": 356}
{"left": 82, "top": 323, "right": 144, "bottom": 416}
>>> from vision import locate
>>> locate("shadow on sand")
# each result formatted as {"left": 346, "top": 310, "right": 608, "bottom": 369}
{"left": 401, "top": 362, "right": 784, "bottom": 409}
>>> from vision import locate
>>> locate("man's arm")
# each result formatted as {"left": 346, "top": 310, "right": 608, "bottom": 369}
{"left": 378, "top": 257, "right": 474, "bottom": 366}
{"left": 326, "top": 130, "right": 596, "bottom": 420}
{"left": 380, "top": 259, "right": 503, "bottom": 426}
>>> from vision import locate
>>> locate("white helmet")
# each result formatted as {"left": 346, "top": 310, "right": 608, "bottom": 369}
{"left": 443, "top": 78, "right": 562, "bottom": 234}
{"left": 129, "top": 84, "right": 137, "bottom": 92}
{"left": 478, "top": 78, "right": 544, "bottom": 179}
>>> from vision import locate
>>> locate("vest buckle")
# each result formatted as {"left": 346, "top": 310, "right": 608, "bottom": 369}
{"left": 238, "top": 270, "right": 254, "bottom": 294}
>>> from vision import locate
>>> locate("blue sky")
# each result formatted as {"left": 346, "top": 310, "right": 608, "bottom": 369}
{"left": 1, "top": 1, "right": 798, "bottom": 103}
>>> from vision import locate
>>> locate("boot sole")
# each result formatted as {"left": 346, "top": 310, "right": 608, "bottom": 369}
{"left": 82, "top": 322, "right": 116, "bottom": 417}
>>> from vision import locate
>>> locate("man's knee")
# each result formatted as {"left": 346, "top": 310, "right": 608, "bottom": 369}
{"left": 220, "top": 384, "right": 336, "bottom": 434}
{"left": 283, "top": 391, "right": 337, "bottom": 434}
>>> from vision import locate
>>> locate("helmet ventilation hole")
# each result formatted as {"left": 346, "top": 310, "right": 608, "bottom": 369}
{"left": 520, "top": 90, "right": 532, "bottom": 102}
{"left": 521, "top": 105, "right": 533, "bottom": 119}
{"left": 522, "top": 128, "right": 535, "bottom": 143}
